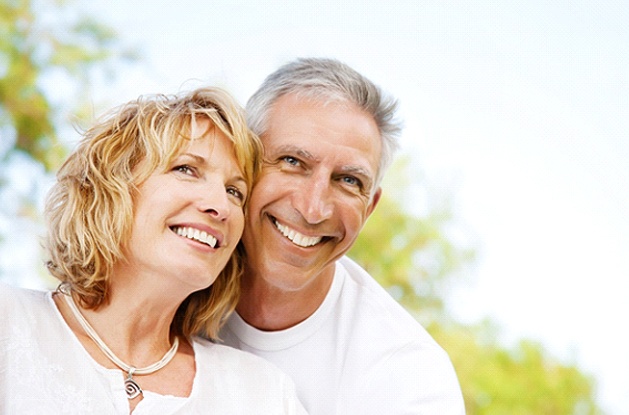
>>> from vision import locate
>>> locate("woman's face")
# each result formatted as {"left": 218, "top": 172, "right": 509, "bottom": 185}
{"left": 121, "top": 119, "right": 247, "bottom": 293}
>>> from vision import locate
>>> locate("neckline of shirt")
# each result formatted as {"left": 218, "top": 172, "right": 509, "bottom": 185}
{"left": 226, "top": 261, "right": 347, "bottom": 351}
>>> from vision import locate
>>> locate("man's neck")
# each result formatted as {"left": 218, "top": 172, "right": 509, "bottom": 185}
{"left": 236, "top": 267, "right": 335, "bottom": 331}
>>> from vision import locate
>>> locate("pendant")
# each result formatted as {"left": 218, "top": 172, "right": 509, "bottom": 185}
{"left": 125, "top": 373, "right": 143, "bottom": 399}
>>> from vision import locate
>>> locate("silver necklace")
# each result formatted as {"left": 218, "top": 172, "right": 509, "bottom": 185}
{"left": 63, "top": 291, "right": 179, "bottom": 399}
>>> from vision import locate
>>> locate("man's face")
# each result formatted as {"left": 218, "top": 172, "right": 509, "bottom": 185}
{"left": 242, "top": 93, "right": 382, "bottom": 291}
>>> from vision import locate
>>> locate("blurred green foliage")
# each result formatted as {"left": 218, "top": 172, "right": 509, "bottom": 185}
{"left": 432, "top": 322, "right": 600, "bottom": 415}
{"left": 0, "top": 0, "right": 133, "bottom": 172}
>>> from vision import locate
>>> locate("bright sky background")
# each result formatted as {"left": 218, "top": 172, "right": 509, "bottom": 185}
{"left": 2, "top": 1, "right": 628, "bottom": 413}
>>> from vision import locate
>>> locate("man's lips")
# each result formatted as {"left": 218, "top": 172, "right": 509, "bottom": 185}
{"left": 271, "top": 218, "right": 323, "bottom": 248}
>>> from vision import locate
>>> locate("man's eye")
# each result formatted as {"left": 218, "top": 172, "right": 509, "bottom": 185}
{"left": 341, "top": 176, "right": 361, "bottom": 187}
{"left": 282, "top": 156, "right": 300, "bottom": 166}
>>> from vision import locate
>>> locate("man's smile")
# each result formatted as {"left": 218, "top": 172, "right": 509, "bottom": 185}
{"left": 271, "top": 218, "right": 323, "bottom": 248}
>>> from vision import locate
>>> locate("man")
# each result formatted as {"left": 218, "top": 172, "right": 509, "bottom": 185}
{"left": 220, "top": 58, "right": 465, "bottom": 414}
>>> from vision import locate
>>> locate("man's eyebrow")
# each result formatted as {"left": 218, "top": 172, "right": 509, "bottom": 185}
{"left": 272, "top": 145, "right": 317, "bottom": 162}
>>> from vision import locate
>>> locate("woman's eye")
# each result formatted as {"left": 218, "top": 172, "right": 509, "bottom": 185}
{"left": 227, "top": 186, "right": 245, "bottom": 203}
{"left": 174, "top": 165, "right": 196, "bottom": 176}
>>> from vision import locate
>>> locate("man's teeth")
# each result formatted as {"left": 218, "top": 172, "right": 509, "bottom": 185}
{"left": 274, "top": 221, "right": 322, "bottom": 247}
{"left": 173, "top": 226, "right": 218, "bottom": 248}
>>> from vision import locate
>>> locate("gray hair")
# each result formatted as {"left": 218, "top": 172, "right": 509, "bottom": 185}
{"left": 246, "top": 57, "right": 402, "bottom": 189}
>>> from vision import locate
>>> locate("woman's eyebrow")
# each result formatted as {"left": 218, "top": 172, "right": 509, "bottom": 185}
{"left": 176, "top": 153, "right": 207, "bottom": 165}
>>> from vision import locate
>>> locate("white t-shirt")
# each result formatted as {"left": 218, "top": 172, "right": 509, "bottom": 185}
{"left": 220, "top": 256, "right": 465, "bottom": 415}
{"left": 0, "top": 282, "right": 307, "bottom": 415}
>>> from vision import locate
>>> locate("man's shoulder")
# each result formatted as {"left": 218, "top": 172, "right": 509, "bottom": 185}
{"left": 336, "top": 256, "right": 442, "bottom": 350}
{"left": 334, "top": 258, "right": 464, "bottom": 413}
{"left": 337, "top": 256, "right": 420, "bottom": 324}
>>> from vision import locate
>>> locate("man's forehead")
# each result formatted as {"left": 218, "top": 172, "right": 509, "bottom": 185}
{"left": 262, "top": 92, "right": 382, "bottom": 174}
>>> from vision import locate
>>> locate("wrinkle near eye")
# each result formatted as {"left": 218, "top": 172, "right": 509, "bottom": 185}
{"left": 262, "top": 156, "right": 280, "bottom": 167}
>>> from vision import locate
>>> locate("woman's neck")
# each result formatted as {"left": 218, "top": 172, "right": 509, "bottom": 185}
{"left": 56, "top": 277, "right": 185, "bottom": 368}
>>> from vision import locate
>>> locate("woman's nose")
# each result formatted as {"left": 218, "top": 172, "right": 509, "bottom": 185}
{"left": 198, "top": 183, "right": 232, "bottom": 221}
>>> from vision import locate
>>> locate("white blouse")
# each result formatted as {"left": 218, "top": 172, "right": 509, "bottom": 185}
{"left": 0, "top": 282, "right": 307, "bottom": 414}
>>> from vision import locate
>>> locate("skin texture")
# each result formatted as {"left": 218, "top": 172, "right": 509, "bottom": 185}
{"left": 238, "top": 93, "right": 382, "bottom": 330}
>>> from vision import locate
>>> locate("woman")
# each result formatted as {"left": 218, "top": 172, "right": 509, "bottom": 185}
{"left": 0, "top": 87, "right": 307, "bottom": 414}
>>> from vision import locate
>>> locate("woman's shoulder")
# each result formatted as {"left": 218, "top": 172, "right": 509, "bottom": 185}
{"left": 189, "top": 338, "right": 307, "bottom": 413}
{"left": 192, "top": 337, "right": 289, "bottom": 377}
{"left": 0, "top": 281, "right": 49, "bottom": 311}
{"left": 0, "top": 281, "right": 55, "bottom": 340}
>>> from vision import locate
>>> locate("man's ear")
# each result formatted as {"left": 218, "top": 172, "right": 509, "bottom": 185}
{"left": 366, "top": 187, "right": 382, "bottom": 217}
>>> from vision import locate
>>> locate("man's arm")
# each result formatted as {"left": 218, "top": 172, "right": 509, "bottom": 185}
{"left": 343, "top": 340, "right": 465, "bottom": 414}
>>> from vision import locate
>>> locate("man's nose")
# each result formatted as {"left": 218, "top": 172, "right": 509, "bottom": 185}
{"left": 293, "top": 173, "right": 334, "bottom": 225}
